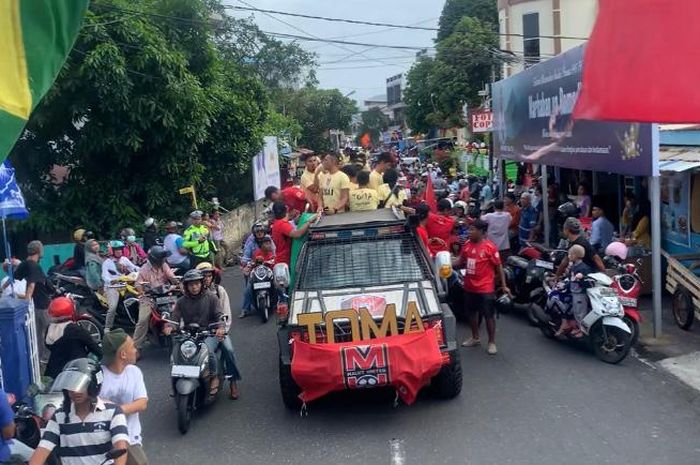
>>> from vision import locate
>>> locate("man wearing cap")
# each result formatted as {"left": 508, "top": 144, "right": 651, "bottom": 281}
{"left": 100, "top": 330, "right": 149, "bottom": 465}
{"left": 183, "top": 211, "right": 211, "bottom": 268}
{"left": 163, "top": 221, "right": 190, "bottom": 272}
{"left": 555, "top": 217, "right": 606, "bottom": 280}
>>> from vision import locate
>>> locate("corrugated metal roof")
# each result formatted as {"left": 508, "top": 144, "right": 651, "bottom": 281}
{"left": 659, "top": 146, "right": 700, "bottom": 171}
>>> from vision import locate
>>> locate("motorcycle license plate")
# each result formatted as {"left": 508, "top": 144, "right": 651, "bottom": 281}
{"left": 598, "top": 287, "right": 618, "bottom": 297}
{"left": 619, "top": 296, "right": 638, "bottom": 307}
{"left": 253, "top": 281, "right": 271, "bottom": 290}
{"left": 156, "top": 296, "right": 177, "bottom": 305}
{"left": 535, "top": 259, "right": 554, "bottom": 270}
{"left": 171, "top": 365, "right": 200, "bottom": 378}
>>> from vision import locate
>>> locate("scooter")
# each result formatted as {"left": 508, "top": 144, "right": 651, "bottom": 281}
{"left": 604, "top": 256, "right": 643, "bottom": 346}
{"left": 169, "top": 322, "right": 226, "bottom": 434}
{"left": 533, "top": 272, "right": 633, "bottom": 364}
{"left": 11, "top": 391, "right": 63, "bottom": 465}
{"left": 143, "top": 284, "right": 181, "bottom": 348}
{"left": 48, "top": 290, "right": 104, "bottom": 344}
{"left": 249, "top": 258, "right": 276, "bottom": 323}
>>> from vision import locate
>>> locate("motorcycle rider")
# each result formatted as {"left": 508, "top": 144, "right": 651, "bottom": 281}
{"left": 554, "top": 217, "right": 605, "bottom": 281}
{"left": 29, "top": 358, "right": 129, "bottom": 465}
{"left": 241, "top": 223, "right": 274, "bottom": 272}
{"left": 182, "top": 211, "right": 211, "bottom": 268}
{"left": 85, "top": 239, "right": 104, "bottom": 292}
{"left": 102, "top": 240, "right": 139, "bottom": 333}
{"left": 70, "top": 228, "right": 93, "bottom": 272}
{"left": 44, "top": 297, "right": 103, "bottom": 380}
{"left": 163, "top": 270, "right": 231, "bottom": 396}
{"left": 121, "top": 228, "right": 147, "bottom": 266}
{"left": 133, "top": 246, "right": 179, "bottom": 351}
{"left": 239, "top": 235, "right": 275, "bottom": 318}
{"left": 142, "top": 218, "right": 159, "bottom": 253}
{"left": 163, "top": 221, "right": 190, "bottom": 273}
{"left": 196, "top": 263, "right": 241, "bottom": 399}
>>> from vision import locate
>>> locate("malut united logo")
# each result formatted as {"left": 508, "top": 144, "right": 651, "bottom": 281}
{"left": 341, "top": 344, "right": 390, "bottom": 389}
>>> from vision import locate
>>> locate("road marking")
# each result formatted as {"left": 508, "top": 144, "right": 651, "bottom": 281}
{"left": 658, "top": 351, "right": 700, "bottom": 392}
{"left": 632, "top": 348, "right": 658, "bottom": 370}
{"left": 390, "top": 438, "right": 406, "bottom": 465}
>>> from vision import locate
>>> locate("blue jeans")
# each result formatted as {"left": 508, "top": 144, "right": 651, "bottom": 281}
{"left": 204, "top": 336, "right": 241, "bottom": 381}
{"left": 242, "top": 278, "right": 253, "bottom": 314}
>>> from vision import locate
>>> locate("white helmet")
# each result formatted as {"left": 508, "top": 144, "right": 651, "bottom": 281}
{"left": 605, "top": 241, "right": 628, "bottom": 261}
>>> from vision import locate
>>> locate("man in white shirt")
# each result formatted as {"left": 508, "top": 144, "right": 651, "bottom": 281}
{"left": 100, "top": 329, "right": 149, "bottom": 465}
{"left": 1, "top": 259, "right": 26, "bottom": 298}
{"left": 102, "top": 241, "right": 139, "bottom": 333}
{"left": 481, "top": 199, "right": 513, "bottom": 259}
{"left": 163, "top": 221, "right": 190, "bottom": 273}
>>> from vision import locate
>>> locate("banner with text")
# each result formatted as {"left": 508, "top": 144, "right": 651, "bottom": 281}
{"left": 470, "top": 109, "right": 493, "bottom": 133}
{"left": 492, "top": 45, "right": 655, "bottom": 176}
{"left": 253, "top": 136, "right": 281, "bottom": 201}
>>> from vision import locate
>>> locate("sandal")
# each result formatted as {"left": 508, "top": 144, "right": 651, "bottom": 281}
{"left": 569, "top": 329, "right": 584, "bottom": 339}
{"left": 209, "top": 377, "right": 220, "bottom": 395}
{"left": 229, "top": 382, "right": 239, "bottom": 400}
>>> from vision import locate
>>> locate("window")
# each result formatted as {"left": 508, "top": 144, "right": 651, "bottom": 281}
{"left": 522, "top": 13, "right": 540, "bottom": 66}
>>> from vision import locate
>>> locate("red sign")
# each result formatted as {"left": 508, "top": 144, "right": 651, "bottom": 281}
{"left": 341, "top": 344, "right": 390, "bottom": 389}
{"left": 470, "top": 109, "right": 493, "bottom": 133}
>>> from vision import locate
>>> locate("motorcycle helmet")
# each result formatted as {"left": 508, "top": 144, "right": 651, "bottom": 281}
{"left": 252, "top": 222, "right": 266, "bottom": 235}
{"left": 165, "top": 221, "right": 178, "bottom": 232}
{"left": 454, "top": 200, "right": 468, "bottom": 214}
{"left": 51, "top": 358, "right": 103, "bottom": 397}
{"left": 144, "top": 217, "right": 155, "bottom": 228}
{"left": 109, "top": 240, "right": 125, "bottom": 250}
{"left": 72, "top": 228, "right": 86, "bottom": 242}
{"left": 605, "top": 241, "right": 628, "bottom": 261}
{"left": 48, "top": 296, "right": 76, "bottom": 321}
{"left": 147, "top": 245, "right": 171, "bottom": 266}
{"left": 195, "top": 262, "right": 215, "bottom": 274}
{"left": 182, "top": 269, "right": 204, "bottom": 297}
{"left": 557, "top": 202, "right": 580, "bottom": 219}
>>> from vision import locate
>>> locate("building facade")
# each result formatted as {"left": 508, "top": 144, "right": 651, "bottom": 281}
{"left": 498, "top": 0, "right": 597, "bottom": 77}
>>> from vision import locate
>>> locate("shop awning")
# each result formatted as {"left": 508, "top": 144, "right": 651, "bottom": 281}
{"left": 659, "top": 146, "right": 700, "bottom": 172}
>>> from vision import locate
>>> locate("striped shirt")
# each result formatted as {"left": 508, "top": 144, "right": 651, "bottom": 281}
{"left": 39, "top": 399, "right": 129, "bottom": 465}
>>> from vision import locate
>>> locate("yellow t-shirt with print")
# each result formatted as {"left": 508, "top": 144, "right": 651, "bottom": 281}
{"left": 300, "top": 169, "right": 315, "bottom": 190}
{"left": 377, "top": 184, "right": 407, "bottom": 209}
{"left": 349, "top": 188, "right": 379, "bottom": 211}
{"left": 369, "top": 170, "right": 384, "bottom": 192}
{"left": 319, "top": 170, "right": 351, "bottom": 211}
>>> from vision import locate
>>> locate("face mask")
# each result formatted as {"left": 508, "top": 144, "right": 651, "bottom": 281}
{"left": 127, "top": 235, "right": 136, "bottom": 243}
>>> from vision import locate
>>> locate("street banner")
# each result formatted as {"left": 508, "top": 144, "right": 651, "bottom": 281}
{"left": 253, "top": 136, "right": 281, "bottom": 201}
{"left": 291, "top": 328, "right": 443, "bottom": 405}
{"left": 0, "top": 0, "right": 89, "bottom": 161}
{"left": 492, "top": 45, "right": 655, "bottom": 176}
{"left": 470, "top": 109, "right": 493, "bottom": 133}
{"left": 574, "top": 0, "right": 700, "bottom": 124}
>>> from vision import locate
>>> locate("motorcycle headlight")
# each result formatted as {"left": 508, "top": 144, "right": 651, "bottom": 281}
{"left": 180, "top": 340, "right": 197, "bottom": 359}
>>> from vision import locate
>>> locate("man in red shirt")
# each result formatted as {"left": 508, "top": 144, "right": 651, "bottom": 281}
{"left": 265, "top": 185, "right": 307, "bottom": 218}
{"left": 453, "top": 219, "right": 510, "bottom": 355}
{"left": 426, "top": 198, "right": 456, "bottom": 255}
{"left": 270, "top": 201, "right": 315, "bottom": 266}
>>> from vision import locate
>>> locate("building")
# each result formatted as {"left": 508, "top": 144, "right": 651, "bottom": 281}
{"left": 498, "top": 0, "right": 598, "bottom": 77}
{"left": 386, "top": 73, "right": 406, "bottom": 127}
{"left": 362, "top": 94, "right": 392, "bottom": 119}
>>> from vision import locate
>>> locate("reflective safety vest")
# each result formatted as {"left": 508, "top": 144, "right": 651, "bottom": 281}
{"left": 182, "top": 225, "right": 210, "bottom": 258}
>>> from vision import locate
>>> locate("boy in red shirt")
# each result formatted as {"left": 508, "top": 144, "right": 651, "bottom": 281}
{"left": 265, "top": 185, "right": 307, "bottom": 218}
{"left": 426, "top": 198, "right": 456, "bottom": 255}
{"left": 453, "top": 219, "right": 510, "bottom": 355}
{"left": 252, "top": 236, "right": 275, "bottom": 267}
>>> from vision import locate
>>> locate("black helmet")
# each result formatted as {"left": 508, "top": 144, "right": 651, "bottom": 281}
{"left": 147, "top": 245, "right": 171, "bottom": 266}
{"left": 51, "top": 358, "right": 102, "bottom": 397}
{"left": 182, "top": 269, "right": 204, "bottom": 283}
{"left": 252, "top": 222, "right": 266, "bottom": 235}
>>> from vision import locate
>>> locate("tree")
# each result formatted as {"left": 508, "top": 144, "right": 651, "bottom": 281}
{"left": 404, "top": 57, "right": 444, "bottom": 135}
{"left": 11, "top": 0, "right": 268, "bottom": 235}
{"left": 358, "top": 107, "right": 390, "bottom": 144}
{"left": 437, "top": 0, "right": 498, "bottom": 41}
{"left": 284, "top": 88, "right": 357, "bottom": 152}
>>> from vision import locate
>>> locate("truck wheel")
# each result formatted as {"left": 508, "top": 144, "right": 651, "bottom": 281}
{"left": 672, "top": 289, "right": 694, "bottom": 330}
{"left": 279, "top": 359, "right": 302, "bottom": 410}
{"left": 176, "top": 394, "right": 192, "bottom": 434}
{"left": 431, "top": 351, "right": 463, "bottom": 399}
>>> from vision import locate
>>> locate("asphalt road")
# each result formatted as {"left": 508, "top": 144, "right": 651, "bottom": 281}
{"left": 136, "top": 269, "right": 700, "bottom": 465}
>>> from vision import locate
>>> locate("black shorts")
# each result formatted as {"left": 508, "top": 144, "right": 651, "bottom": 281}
{"left": 464, "top": 292, "right": 496, "bottom": 319}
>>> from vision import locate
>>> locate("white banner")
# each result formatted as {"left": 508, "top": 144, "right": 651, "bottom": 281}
{"left": 253, "top": 136, "right": 281, "bottom": 201}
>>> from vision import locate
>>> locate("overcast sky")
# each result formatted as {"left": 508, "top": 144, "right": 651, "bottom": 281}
{"left": 226, "top": 0, "right": 446, "bottom": 107}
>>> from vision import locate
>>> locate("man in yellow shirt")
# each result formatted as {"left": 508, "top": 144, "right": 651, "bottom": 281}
{"left": 299, "top": 154, "right": 320, "bottom": 210}
{"left": 377, "top": 168, "right": 408, "bottom": 209}
{"left": 369, "top": 152, "right": 393, "bottom": 192}
{"left": 349, "top": 171, "right": 379, "bottom": 211}
{"left": 341, "top": 164, "right": 359, "bottom": 190}
{"left": 318, "top": 153, "right": 351, "bottom": 214}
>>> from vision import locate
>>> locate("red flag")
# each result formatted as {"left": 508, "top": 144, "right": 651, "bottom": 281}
{"left": 291, "top": 328, "right": 443, "bottom": 405}
{"left": 422, "top": 175, "right": 437, "bottom": 212}
{"left": 573, "top": 0, "right": 700, "bottom": 123}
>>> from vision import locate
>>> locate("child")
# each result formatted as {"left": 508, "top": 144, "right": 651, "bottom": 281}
{"left": 253, "top": 236, "right": 276, "bottom": 267}
{"left": 349, "top": 171, "right": 380, "bottom": 211}
{"left": 555, "top": 244, "right": 592, "bottom": 337}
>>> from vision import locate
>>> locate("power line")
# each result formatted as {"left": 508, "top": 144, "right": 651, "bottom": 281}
{"left": 264, "top": 31, "right": 434, "bottom": 50}
{"left": 227, "top": 5, "right": 588, "bottom": 41}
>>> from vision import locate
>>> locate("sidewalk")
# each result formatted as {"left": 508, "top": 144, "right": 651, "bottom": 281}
{"left": 636, "top": 295, "right": 700, "bottom": 392}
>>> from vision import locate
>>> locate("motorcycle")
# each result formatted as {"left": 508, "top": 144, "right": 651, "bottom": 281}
{"left": 503, "top": 242, "right": 568, "bottom": 325}
{"left": 143, "top": 284, "right": 181, "bottom": 348}
{"left": 11, "top": 391, "right": 63, "bottom": 465}
{"left": 533, "top": 272, "right": 632, "bottom": 364}
{"left": 249, "top": 258, "right": 276, "bottom": 323}
{"left": 48, "top": 290, "right": 104, "bottom": 344}
{"left": 604, "top": 256, "right": 643, "bottom": 346}
{"left": 169, "top": 322, "right": 226, "bottom": 434}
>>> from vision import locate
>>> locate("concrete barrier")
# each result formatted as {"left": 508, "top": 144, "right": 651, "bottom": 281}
{"left": 220, "top": 200, "right": 266, "bottom": 249}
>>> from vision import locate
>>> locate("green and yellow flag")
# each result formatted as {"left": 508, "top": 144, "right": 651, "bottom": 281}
{"left": 0, "top": 0, "right": 89, "bottom": 160}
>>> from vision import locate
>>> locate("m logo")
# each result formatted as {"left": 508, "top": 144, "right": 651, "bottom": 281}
{"left": 341, "top": 344, "right": 390, "bottom": 389}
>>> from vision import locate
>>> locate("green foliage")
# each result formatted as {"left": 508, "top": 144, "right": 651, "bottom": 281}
{"left": 437, "top": 0, "right": 498, "bottom": 41}
{"left": 404, "top": 57, "right": 443, "bottom": 135}
{"left": 10, "top": 0, "right": 330, "bottom": 236}
{"left": 283, "top": 88, "right": 357, "bottom": 152}
{"left": 357, "top": 107, "right": 390, "bottom": 145}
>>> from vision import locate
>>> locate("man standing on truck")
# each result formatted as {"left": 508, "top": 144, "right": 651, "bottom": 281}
{"left": 317, "top": 153, "right": 351, "bottom": 215}
{"left": 453, "top": 219, "right": 510, "bottom": 355}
